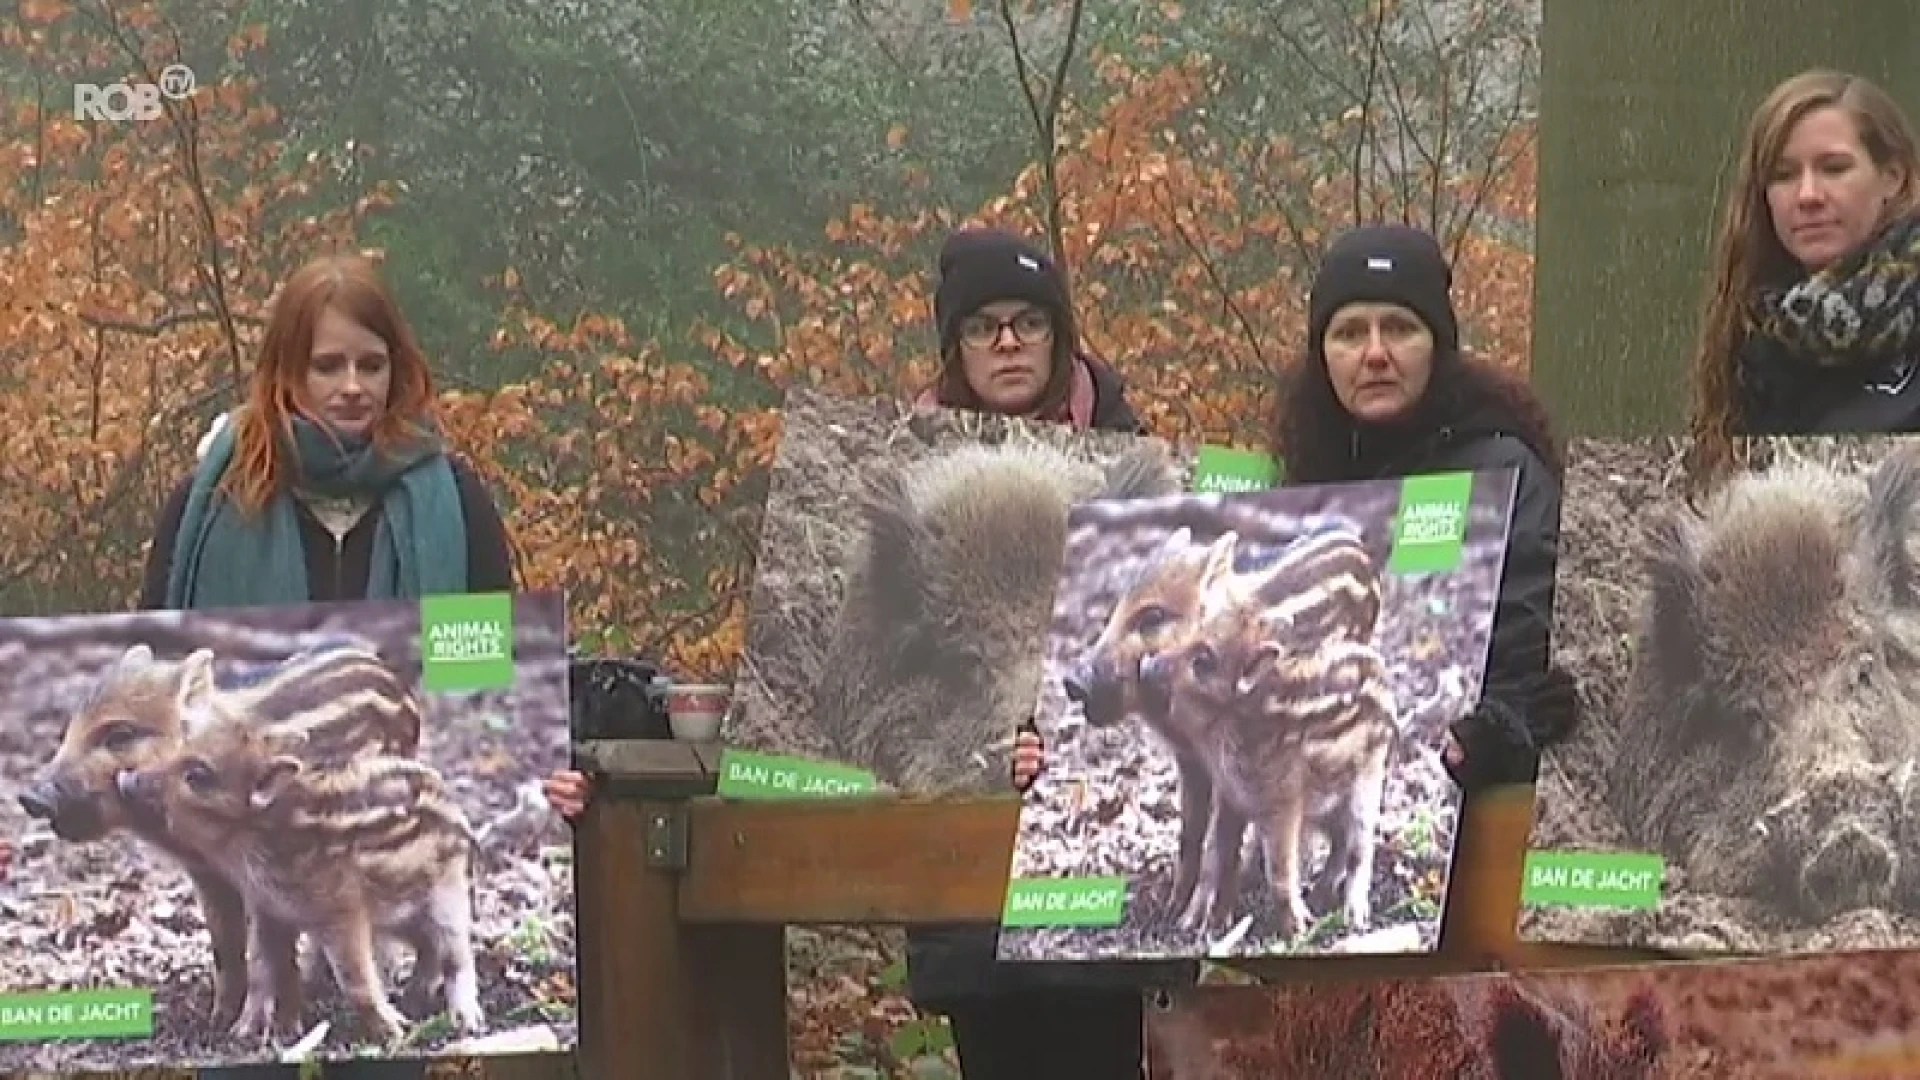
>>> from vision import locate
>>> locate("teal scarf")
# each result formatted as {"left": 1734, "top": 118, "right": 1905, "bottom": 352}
{"left": 164, "top": 413, "right": 470, "bottom": 610}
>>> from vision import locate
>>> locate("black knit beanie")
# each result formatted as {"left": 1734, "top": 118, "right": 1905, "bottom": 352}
{"left": 1306, "top": 224, "right": 1460, "bottom": 358}
{"left": 933, "top": 228, "right": 1071, "bottom": 348}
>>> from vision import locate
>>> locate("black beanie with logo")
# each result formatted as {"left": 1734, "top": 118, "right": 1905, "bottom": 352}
{"left": 933, "top": 227, "right": 1072, "bottom": 348}
{"left": 1306, "top": 224, "right": 1460, "bottom": 358}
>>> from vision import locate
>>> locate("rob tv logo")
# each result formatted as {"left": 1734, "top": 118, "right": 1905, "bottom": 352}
{"left": 73, "top": 64, "right": 196, "bottom": 122}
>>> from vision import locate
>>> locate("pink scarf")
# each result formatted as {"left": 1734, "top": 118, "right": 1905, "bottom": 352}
{"left": 914, "top": 353, "right": 1097, "bottom": 430}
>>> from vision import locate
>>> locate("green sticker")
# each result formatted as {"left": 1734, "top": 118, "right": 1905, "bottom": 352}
{"left": 1002, "top": 876, "right": 1129, "bottom": 927}
{"left": 1388, "top": 471, "right": 1473, "bottom": 573}
{"left": 420, "top": 592, "right": 516, "bottom": 692}
{"left": 716, "top": 748, "right": 880, "bottom": 800}
{"left": 1191, "top": 445, "right": 1283, "bottom": 494}
{"left": 1521, "top": 850, "right": 1665, "bottom": 910}
{"left": 0, "top": 988, "right": 153, "bottom": 1042}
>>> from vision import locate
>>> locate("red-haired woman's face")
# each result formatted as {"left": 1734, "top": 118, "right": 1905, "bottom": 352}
{"left": 301, "top": 304, "right": 392, "bottom": 438}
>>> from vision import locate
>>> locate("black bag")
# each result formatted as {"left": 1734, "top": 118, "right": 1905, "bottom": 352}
{"left": 567, "top": 651, "right": 672, "bottom": 741}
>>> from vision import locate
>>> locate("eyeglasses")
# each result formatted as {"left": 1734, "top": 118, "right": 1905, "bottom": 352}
{"left": 959, "top": 308, "right": 1053, "bottom": 349}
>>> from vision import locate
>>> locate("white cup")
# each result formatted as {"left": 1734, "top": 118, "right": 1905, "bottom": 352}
{"left": 666, "top": 684, "right": 729, "bottom": 741}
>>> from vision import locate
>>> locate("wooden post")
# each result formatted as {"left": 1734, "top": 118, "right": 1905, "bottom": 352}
{"left": 573, "top": 741, "right": 787, "bottom": 1080}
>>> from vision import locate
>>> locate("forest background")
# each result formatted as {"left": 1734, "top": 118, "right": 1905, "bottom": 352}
{"left": 0, "top": 0, "right": 1538, "bottom": 1074}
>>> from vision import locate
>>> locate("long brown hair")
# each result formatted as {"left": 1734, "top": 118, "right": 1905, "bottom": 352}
{"left": 223, "top": 254, "right": 438, "bottom": 513}
{"left": 1684, "top": 69, "right": 1920, "bottom": 494}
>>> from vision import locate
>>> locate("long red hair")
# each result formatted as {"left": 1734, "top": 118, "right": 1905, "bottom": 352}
{"left": 222, "top": 254, "right": 438, "bottom": 514}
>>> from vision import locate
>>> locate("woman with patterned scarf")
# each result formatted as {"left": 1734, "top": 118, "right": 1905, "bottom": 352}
{"left": 138, "top": 253, "right": 514, "bottom": 1080}
{"left": 1684, "top": 68, "right": 1920, "bottom": 493}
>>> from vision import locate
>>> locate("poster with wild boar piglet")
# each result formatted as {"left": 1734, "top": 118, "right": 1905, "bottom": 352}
{"left": 997, "top": 467, "right": 1518, "bottom": 963}
{"left": 723, "top": 385, "right": 1200, "bottom": 799}
{"left": 1520, "top": 435, "right": 1920, "bottom": 955}
{"left": 0, "top": 591, "right": 575, "bottom": 1072}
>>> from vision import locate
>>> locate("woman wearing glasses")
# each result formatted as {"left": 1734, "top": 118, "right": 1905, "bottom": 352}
{"left": 905, "top": 226, "right": 1181, "bottom": 1078}
{"left": 913, "top": 227, "right": 1143, "bottom": 432}
{"left": 543, "top": 228, "right": 1173, "bottom": 1076}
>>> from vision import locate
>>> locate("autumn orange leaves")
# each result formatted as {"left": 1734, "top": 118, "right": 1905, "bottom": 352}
{"left": 0, "top": 0, "right": 1536, "bottom": 696}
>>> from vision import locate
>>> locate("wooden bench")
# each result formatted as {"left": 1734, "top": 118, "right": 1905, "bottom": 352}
{"left": 571, "top": 738, "right": 1678, "bottom": 1080}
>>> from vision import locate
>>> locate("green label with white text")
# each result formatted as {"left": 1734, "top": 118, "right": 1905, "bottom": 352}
{"left": 716, "top": 748, "right": 880, "bottom": 800}
{"left": 420, "top": 592, "right": 516, "bottom": 692}
{"left": 1192, "top": 445, "right": 1282, "bottom": 494}
{"left": 0, "top": 988, "right": 153, "bottom": 1042}
{"left": 1002, "top": 877, "right": 1129, "bottom": 927}
{"left": 1388, "top": 471, "right": 1472, "bottom": 573}
{"left": 1521, "top": 850, "right": 1664, "bottom": 910}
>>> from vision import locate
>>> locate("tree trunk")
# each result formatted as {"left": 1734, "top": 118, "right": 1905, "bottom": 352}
{"left": 1531, "top": 0, "right": 1920, "bottom": 436}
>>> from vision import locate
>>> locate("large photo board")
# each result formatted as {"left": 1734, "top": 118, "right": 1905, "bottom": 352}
{"left": 1521, "top": 436, "right": 1920, "bottom": 954}
{"left": 0, "top": 592, "right": 574, "bottom": 1071}
{"left": 997, "top": 468, "right": 1517, "bottom": 961}
{"left": 1147, "top": 951, "right": 1920, "bottom": 1078}
{"left": 724, "top": 386, "right": 1197, "bottom": 798}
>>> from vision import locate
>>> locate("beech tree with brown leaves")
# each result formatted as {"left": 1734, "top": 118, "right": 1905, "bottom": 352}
{"left": 0, "top": 0, "right": 386, "bottom": 616}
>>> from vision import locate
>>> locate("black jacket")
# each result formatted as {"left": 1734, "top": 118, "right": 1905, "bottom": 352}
{"left": 1363, "top": 423, "right": 1560, "bottom": 704}
{"left": 1080, "top": 350, "right": 1146, "bottom": 434}
{"left": 1311, "top": 349, "right": 1566, "bottom": 788}
{"left": 905, "top": 354, "right": 1198, "bottom": 1011}
{"left": 1734, "top": 331, "right": 1920, "bottom": 436}
{"left": 139, "top": 453, "right": 516, "bottom": 609}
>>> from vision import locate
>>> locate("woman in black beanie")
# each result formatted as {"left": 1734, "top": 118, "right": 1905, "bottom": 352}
{"left": 1273, "top": 222, "right": 1580, "bottom": 791}
{"left": 915, "top": 227, "right": 1142, "bottom": 433}
{"left": 906, "top": 225, "right": 1188, "bottom": 1078}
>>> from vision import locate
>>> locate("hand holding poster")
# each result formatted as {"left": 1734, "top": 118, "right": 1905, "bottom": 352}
{"left": 998, "top": 467, "right": 1518, "bottom": 962}
{"left": 0, "top": 592, "right": 575, "bottom": 1071}
{"left": 1520, "top": 435, "right": 1920, "bottom": 954}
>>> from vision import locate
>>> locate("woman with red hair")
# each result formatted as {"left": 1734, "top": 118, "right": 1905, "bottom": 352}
{"left": 141, "top": 252, "right": 513, "bottom": 608}
{"left": 139, "top": 253, "right": 512, "bottom": 1080}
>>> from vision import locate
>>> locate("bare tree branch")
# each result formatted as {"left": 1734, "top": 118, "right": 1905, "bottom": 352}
{"left": 1443, "top": 71, "right": 1533, "bottom": 272}
{"left": 1262, "top": 2, "right": 1363, "bottom": 106}
{"left": 1373, "top": 11, "right": 1435, "bottom": 223}
{"left": 995, "top": 0, "right": 1085, "bottom": 284}
{"left": 79, "top": 309, "right": 265, "bottom": 336}
{"left": 1351, "top": 0, "right": 1388, "bottom": 225}
{"left": 1147, "top": 180, "right": 1267, "bottom": 371}
{"left": 1240, "top": 141, "right": 1325, "bottom": 274}
{"left": 81, "top": 0, "right": 249, "bottom": 385}
{"left": 1420, "top": 5, "right": 1458, "bottom": 238}
{"left": 1377, "top": 12, "right": 1417, "bottom": 219}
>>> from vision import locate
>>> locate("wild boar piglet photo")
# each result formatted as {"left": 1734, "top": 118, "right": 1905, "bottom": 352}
{"left": 117, "top": 714, "right": 485, "bottom": 1047}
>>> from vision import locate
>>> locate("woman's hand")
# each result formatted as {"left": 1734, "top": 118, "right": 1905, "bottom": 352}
{"left": 1012, "top": 724, "right": 1045, "bottom": 792}
{"left": 543, "top": 769, "right": 593, "bottom": 820}
{"left": 1446, "top": 665, "right": 1580, "bottom": 791}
